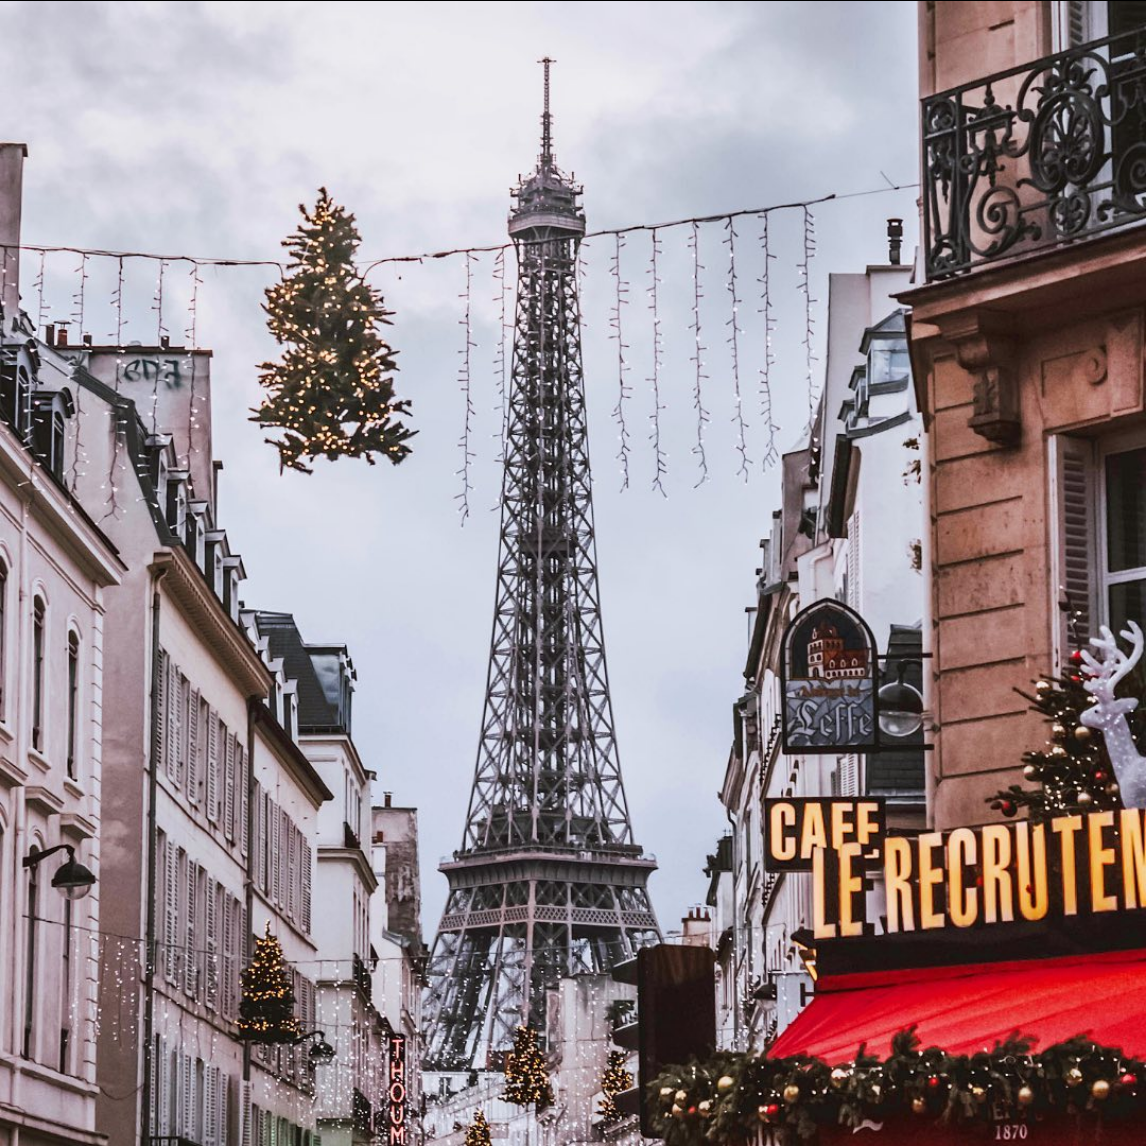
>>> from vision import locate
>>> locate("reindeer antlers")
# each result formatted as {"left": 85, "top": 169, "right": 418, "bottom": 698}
{"left": 1080, "top": 620, "right": 1144, "bottom": 695}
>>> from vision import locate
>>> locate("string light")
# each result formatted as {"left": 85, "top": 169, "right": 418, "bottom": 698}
{"left": 688, "top": 221, "right": 710, "bottom": 488}
{"left": 456, "top": 252, "right": 477, "bottom": 523}
{"left": 723, "top": 218, "right": 749, "bottom": 481}
{"left": 609, "top": 233, "right": 632, "bottom": 491}
{"left": 647, "top": 229, "right": 667, "bottom": 497}
{"left": 798, "top": 205, "right": 818, "bottom": 430}
{"left": 491, "top": 248, "right": 509, "bottom": 483}
{"left": 757, "top": 214, "right": 779, "bottom": 469}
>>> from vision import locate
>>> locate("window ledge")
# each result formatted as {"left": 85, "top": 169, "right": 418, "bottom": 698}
{"left": 27, "top": 748, "right": 50, "bottom": 776}
{"left": 62, "top": 778, "right": 84, "bottom": 802}
{"left": 0, "top": 720, "right": 14, "bottom": 747}
{"left": 0, "top": 751, "right": 28, "bottom": 788}
{"left": 15, "top": 1055, "right": 97, "bottom": 1097}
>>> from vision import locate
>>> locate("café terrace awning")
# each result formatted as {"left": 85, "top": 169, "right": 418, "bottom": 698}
{"left": 769, "top": 947, "right": 1146, "bottom": 1062}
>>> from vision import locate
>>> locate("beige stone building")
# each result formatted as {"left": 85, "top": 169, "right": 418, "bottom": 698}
{"left": 907, "top": 0, "right": 1146, "bottom": 828}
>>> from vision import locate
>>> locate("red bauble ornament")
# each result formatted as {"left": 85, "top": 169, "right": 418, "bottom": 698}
{"left": 1070, "top": 650, "right": 1084, "bottom": 664}
{"left": 1121, "top": 1073, "right": 1138, "bottom": 1088}
{"left": 926, "top": 1075, "right": 941, "bottom": 1091}
{"left": 765, "top": 1104, "right": 780, "bottom": 1118}
{"left": 1095, "top": 771, "right": 1109, "bottom": 783}
{"left": 1000, "top": 799, "right": 1017, "bottom": 817}
{"left": 688, "top": 1107, "right": 697, "bottom": 1116}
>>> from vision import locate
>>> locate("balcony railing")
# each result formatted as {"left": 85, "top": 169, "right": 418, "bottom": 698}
{"left": 352, "top": 952, "right": 373, "bottom": 1002}
{"left": 923, "top": 27, "right": 1146, "bottom": 280}
{"left": 352, "top": 1088, "right": 373, "bottom": 1135}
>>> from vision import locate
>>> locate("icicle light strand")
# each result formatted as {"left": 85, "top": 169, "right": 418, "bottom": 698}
{"left": 689, "top": 221, "right": 710, "bottom": 487}
{"left": 491, "top": 248, "right": 509, "bottom": 476}
{"left": 609, "top": 233, "right": 632, "bottom": 491}
{"left": 724, "top": 218, "right": 750, "bottom": 481}
{"left": 647, "top": 229, "right": 667, "bottom": 498}
{"left": 456, "top": 253, "right": 477, "bottom": 524}
{"left": 757, "top": 214, "right": 779, "bottom": 469}
{"left": 799, "top": 205, "right": 818, "bottom": 429}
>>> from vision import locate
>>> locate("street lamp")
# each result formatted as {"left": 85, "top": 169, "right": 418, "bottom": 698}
{"left": 294, "top": 1030, "right": 336, "bottom": 1064}
{"left": 877, "top": 662, "right": 924, "bottom": 739}
{"left": 23, "top": 844, "right": 96, "bottom": 900}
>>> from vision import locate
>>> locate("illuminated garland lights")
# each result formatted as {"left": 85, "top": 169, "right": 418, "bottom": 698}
{"left": 237, "top": 925, "right": 302, "bottom": 1045}
{"left": 651, "top": 1029, "right": 1146, "bottom": 1146}
{"left": 465, "top": 1109, "right": 493, "bottom": 1146}
{"left": 253, "top": 188, "right": 414, "bottom": 474}
{"left": 599, "top": 1049, "right": 634, "bottom": 1125}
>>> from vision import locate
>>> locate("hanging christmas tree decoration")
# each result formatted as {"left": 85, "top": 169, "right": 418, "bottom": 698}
{"left": 464, "top": 1110, "right": 492, "bottom": 1146}
{"left": 990, "top": 623, "right": 1146, "bottom": 819}
{"left": 253, "top": 188, "right": 414, "bottom": 474}
{"left": 237, "top": 924, "right": 301, "bottom": 1044}
{"left": 502, "top": 1025, "right": 554, "bottom": 1110}
{"left": 598, "top": 1049, "right": 634, "bottom": 1125}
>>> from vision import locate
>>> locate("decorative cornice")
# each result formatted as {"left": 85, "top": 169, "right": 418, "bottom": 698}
{"left": 149, "top": 549, "right": 271, "bottom": 698}
{"left": 250, "top": 701, "right": 334, "bottom": 806}
{"left": 940, "top": 312, "right": 1021, "bottom": 447}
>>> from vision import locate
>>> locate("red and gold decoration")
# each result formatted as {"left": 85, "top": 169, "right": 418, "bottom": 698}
{"left": 502, "top": 1025, "right": 554, "bottom": 1110}
{"left": 599, "top": 1049, "right": 634, "bottom": 1125}
{"left": 254, "top": 188, "right": 414, "bottom": 473}
{"left": 237, "top": 924, "right": 301, "bottom": 1044}
{"left": 464, "top": 1111, "right": 491, "bottom": 1146}
{"left": 649, "top": 1029, "right": 1145, "bottom": 1146}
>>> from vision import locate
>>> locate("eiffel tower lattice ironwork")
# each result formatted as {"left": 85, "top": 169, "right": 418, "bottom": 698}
{"left": 423, "top": 59, "right": 661, "bottom": 1072}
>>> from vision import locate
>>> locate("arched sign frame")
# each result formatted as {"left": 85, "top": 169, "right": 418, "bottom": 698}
{"left": 779, "top": 598, "right": 881, "bottom": 755}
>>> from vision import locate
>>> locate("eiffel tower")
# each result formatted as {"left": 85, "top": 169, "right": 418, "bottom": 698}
{"left": 423, "top": 60, "right": 660, "bottom": 1071}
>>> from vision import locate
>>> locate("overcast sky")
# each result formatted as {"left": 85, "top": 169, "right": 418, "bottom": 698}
{"left": 4, "top": 0, "right": 919, "bottom": 935}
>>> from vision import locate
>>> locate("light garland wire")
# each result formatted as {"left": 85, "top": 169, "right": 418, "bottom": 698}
{"left": 491, "top": 248, "right": 509, "bottom": 479}
{"left": 646, "top": 229, "right": 667, "bottom": 497}
{"left": 150, "top": 259, "right": 167, "bottom": 432}
{"left": 757, "top": 214, "right": 779, "bottom": 469}
{"left": 34, "top": 249, "right": 47, "bottom": 336}
{"left": 723, "top": 218, "right": 750, "bottom": 481}
{"left": 609, "top": 233, "right": 632, "bottom": 491}
{"left": 799, "top": 205, "right": 818, "bottom": 431}
{"left": 688, "top": 221, "right": 710, "bottom": 488}
{"left": 104, "top": 257, "right": 126, "bottom": 521}
{"left": 185, "top": 262, "right": 202, "bottom": 467}
{"left": 456, "top": 253, "right": 477, "bottom": 524}
{"left": 69, "top": 252, "right": 90, "bottom": 493}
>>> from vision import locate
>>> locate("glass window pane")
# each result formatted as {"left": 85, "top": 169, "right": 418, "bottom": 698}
{"left": 1109, "top": 578, "right": 1146, "bottom": 636}
{"left": 1106, "top": 447, "right": 1146, "bottom": 572}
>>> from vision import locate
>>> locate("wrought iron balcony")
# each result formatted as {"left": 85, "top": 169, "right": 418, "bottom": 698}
{"left": 352, "top": 1087, "right": 373, "bottom": 1135}
{"left": 923, "top": 27, "right": 1146, "bottom": 280}
{"left": 352, "top": 951, "right": 373, "bottom": 1002}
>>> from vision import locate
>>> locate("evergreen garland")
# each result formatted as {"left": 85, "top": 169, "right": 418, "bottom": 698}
{"left": 599, "top": 1050, "right": 634, "bottom": 1125}
{"left": 990, "top": 645, "right": 1146, "bottom": 820}
{"left": 254, "top": 188, "right": 414, "bottom": 474}
{"left": 503, "top": 1025, "right": 554, "bottom": 1110}
{"left": 237, "top": 924, "right": 301, "bottom": 1044}
{"left": 465, "top": 1110, "right": 492, "bottom": 1146}
{"left": 650, "top": 1029, "right": 1146, "bottom": 1145}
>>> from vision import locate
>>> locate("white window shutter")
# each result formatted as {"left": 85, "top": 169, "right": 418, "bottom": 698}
{"left": 302, "top": 840, "right": 312, "bottom": 934}
{"left": 224, "top": 731, "right": 236, "bottom": 841}
{"left": 206, "top": 877, "right": 219, "bottom": 1008}
{"left": 287, "top": 822, "right": 297, "bottom": 921}
{"left": 1054, "top": 435, "right": 1097, "bottom": 666}
{"left": 253, "top": 785, "right": 264, "bottom": 893}
{"left": 158, "top": 1037, "right": 170, "bottom": 1135}
{"left": 164, "top": 839, "right": 177, "bottom": 983}
{"left": 165, "top": 658, "right": 179, "bottom": 783}
{"left": 207, "top": 711, "right": 220, "bottom": 822}
{"left": 149, "top": 1032, "right": 159, "bottom": 1132}
{"left": 273, "top": 800, "right": 283, "bottom": 904}
{"left": 187, "top": 686, "right": 201, "bottom": 804}
{"left": 847, "top": 510, "right": 861, "bottom": 610}
{"left": 155, "top": 650, "right": 168, "bottom": 777}
{"left": 239, "top": 744, "right": 250, "bottom": 858}
{"left": 184, "top": 860, "right": 198, "bottom": 996}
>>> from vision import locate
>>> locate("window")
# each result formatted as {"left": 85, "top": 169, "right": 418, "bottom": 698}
{"left": 32, "top": 597, "right": 45, "bottom": 754}
{"left": 24, "top": 850, "right": 39, "bottom": 1058}
{"left": 60, "top": 897, "right": 72, "bottom": 1073}
{"left": 67, "top": 632, "right": 80, "bottom": 780}
{"left": 1102, "top": 443, "right": 1146, "bottom": 633}
{"left": 0, "top": 560, "right": 7, "bottom": 717}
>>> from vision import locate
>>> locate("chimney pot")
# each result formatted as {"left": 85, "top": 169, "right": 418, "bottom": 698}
{"left": 83, "top": 334, "right": 92, "bottom": 347}
{"left": 887, "top": 217, "right": 904, "bottom": 266}
{"left": 160, "top": 334, "right": 170, "bottom": 349}
{"left": 384, "top": 791, "right": 392, "bottom": 807}
{"left": 45, "top": 323, "right": 55, "bottom": 346}
{"left": 57, "top": 326, "right": 68, "bottom": 346}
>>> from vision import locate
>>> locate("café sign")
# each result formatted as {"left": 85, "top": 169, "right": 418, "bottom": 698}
{"left": 780, "top": 600, "right": 878, "bottom": 754}
{"left": 765, "top": 797, "right": 1146, "bottom": 942}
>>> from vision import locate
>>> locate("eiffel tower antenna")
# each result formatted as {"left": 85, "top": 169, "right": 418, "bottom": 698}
{"left": 422, "top": 63, "right": 661, "bottom": 1071}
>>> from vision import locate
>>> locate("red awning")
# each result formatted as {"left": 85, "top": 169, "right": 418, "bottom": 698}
{"left": 769, "top": 947, "right": 1146, "bottom": 1062}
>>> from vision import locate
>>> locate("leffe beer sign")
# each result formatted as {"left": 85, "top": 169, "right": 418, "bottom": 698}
{"left": 780, "top": 600, "right": 878, "bottom": 753}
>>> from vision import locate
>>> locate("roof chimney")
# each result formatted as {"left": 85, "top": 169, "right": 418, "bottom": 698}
{"left": 384, "top": 791, "right": 392, "bottom": 808}
{"left": 887, "top": 217, "right": 903, "bottom": 266}
{"left": 0, "top": 144, "right": 27, "bottom": 331}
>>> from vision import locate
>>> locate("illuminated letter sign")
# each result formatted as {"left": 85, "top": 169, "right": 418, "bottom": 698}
{"left": 781, "top": 600, "right": 878, "bottom": 754}
{"left": 388, "top": 1034, "right": 408, "bottom": 1146}
{"left": 763, "top": 797, "right": 886, "bottom": 872}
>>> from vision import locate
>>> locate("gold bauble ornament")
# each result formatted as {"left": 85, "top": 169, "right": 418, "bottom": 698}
{"left": 757, "top": 1105, "right": 771, "bottom": 1123}
{"left": 1075, "top": 726, "right": 1092, "bottom": 741}
{"left": 717, "top": 1075, "right": 735, "bottom": 1093}
{"left": 831, "top": 1067, "right": 850, "bottom": 1089}
{"left": 1066, "top": 1067, "right": 1084, "bottom": 1087}
{"left": 698, "top": 1100, "right": 712, "bottom": 1118}
{"left": 1017, "top": 1085, "right": 1034, "bottom": 1107}
{"left": 675, "top": 1090, "right": 687, "bottom": 1105}
{"left": 1051, "top": 745, "right": 1069, "bottom": 758}
{"left": 912, "top": 1097, "right": 926, "bottom": 1115}
{"left": 1109, "top": 783, "right": 1121, "bottom": 795}
{"left": 871, "top": 1084, "right": 882, "bottom": 1099}
{"left": 1092, "top": 1079, "right": 1111, "bottom": 1101}
{"left": 1023, "top": 764, "right": 1039, "bottom": 780}
{"left": 783, "top": 1084, "right": 800, "bottom": 1105}
{"left": 1036, "top": 680, "right": 1052, "bottom": 693}
{"left": 1052, "top": 722, "right": 1067, "bottom": 738}
{"left": 971, "top": 1085, "right": 987, "bottom": 1102}
{"left": 1078, "top": 791, "right": 1094, "bottom": 806}
{"left": 671, "top": 1104, "right": 683, "bottom": 1119}
{"left": 660, "top": 1088, "right": 674, "bottom": 1100}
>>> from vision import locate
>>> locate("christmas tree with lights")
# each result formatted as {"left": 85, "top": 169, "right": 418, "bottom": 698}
{"left": 990, "top": 642, "right": 1146, "bottom": 821}
{"left": 503, "top": 1025, "right": 554, "bottom": 1110}
{"left": 598, "top": 1050, "right": 634, "bottom": 1125}
{"left": 254, "top": 188, "right": 414, "bottom": 474}
{"left": 237, "top": 924, "right": 301, "bottom": 1044}
{"left": 465, "top": 1111, "right": 491, "bottom": 1146}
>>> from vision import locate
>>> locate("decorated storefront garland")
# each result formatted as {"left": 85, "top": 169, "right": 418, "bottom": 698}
{"left": 649, "top": 1029, "right": 1146, "bottom": 1144}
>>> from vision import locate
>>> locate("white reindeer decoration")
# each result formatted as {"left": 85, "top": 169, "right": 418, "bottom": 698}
{"left": 1079, "top": 621, "right": 1146, "bottom": 809}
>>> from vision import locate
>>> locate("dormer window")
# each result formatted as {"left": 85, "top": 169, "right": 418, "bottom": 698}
{"left": 166, "top": 474, "right": 188, "bottom": 538}
{"left": 0, "top": 359, "right": 30, "bottom": 440}
{"left": 31, "top": 389, "right": 74, "bottom": 481}
{"left": 868, "top": 343, "right": 910, "bottom": 387}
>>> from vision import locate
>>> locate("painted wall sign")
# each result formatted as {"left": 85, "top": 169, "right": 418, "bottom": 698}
{"left": 388, "top": 1033, "right": 408, "bottom": 1146}
{"left": 799, "top": 804, "right": 1146, "bottom": 943}
{"left": 781, "top": 600, "right": 878, "bottom": 754}
{"left": 764, "top": 797, "right": 886, "bottom": 872}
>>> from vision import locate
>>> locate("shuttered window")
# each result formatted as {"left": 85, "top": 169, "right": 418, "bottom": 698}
{"left": 205, "top": 877, "right": 219, "bottom": 1008}
{"left": 239, "top": 744, "right": 250, "bottom": 857}
{"left": 154, "top": 650, "right": 168, "bottom": 776}
{"left": 224, "top": 731, "right": 236, "bottom": 841}
{"left": 301, "top": 840, "right": 312, "bottom": 934}
{"left": 1053, "top": 436, "right": 1098, "bottom": 666}
{"left": 206, "top": 710, "right": 220, "bottom": 822}
{"left": 184, "top": 860, "right": 198, "bottom": 997}
{"left": 187, "top": 687, "right": 201, "bottom": 804}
